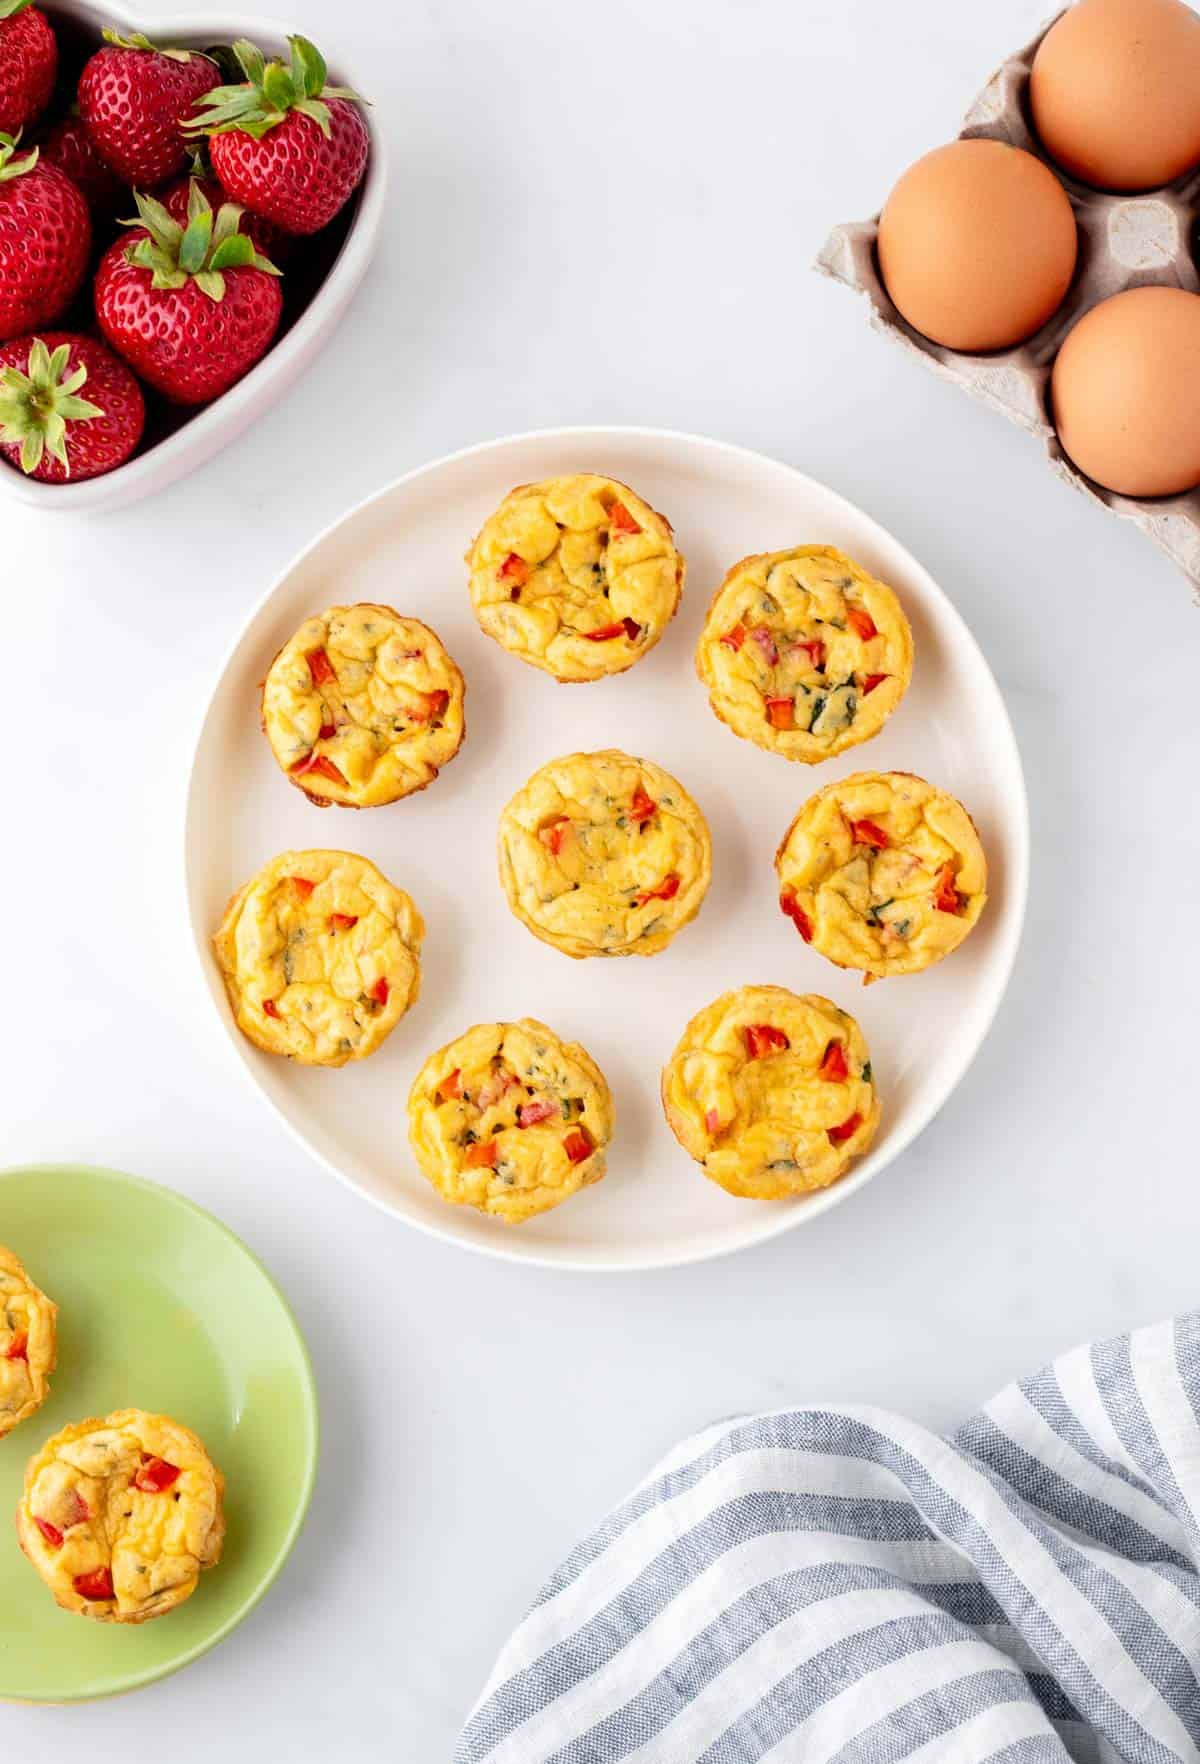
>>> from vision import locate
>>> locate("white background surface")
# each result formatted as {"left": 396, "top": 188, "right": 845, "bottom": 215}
{"left": 2, "top": 0, "right": 1196, "bottom": 1756}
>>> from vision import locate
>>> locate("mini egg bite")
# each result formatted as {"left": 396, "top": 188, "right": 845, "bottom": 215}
{"left": 262, "top": 604, "right": 466, "bottom": 808}
{"left": 776, "top": 771, "right": 987, "bottom": 982}
{"left": 695, "top": 546, "right": 912, "bottom": 762}
{"left": 212, "top": 849, "right": 424, "bottom": 1066}
{"left": 466, "top": 474, "right": 685, "bottom": 682}
{"left": 497, "top": 749, "right": 712, "bottom": 959}
{"left": 16, "top": 1409, "right": 225, "bottom": 1624}
{"left": 0, "top": 1246, "right": 57, "bottom": 1438}
{"left": 661, "top": 985, "right": 880, "bottom": 1200}
{"left": 408, "top": 1018, "right": 614, "bottom": 1223}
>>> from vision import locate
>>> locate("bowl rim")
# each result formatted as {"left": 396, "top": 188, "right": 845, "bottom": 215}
{"left": 0, "top": 0, "right": 387, "bottom": 512}
{"left": 183, "top": 423, "right": 1032, "bottom": 1276}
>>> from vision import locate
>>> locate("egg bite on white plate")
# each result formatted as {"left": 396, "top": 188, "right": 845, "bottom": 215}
{"left": 776, "top": 771, "right": 987, "bottom": 983}
{"left": 661, "top": 984, "right": 880, "bottom": 1200}
{"left": 696, "top": 546, "right": 912, "bottom": 763}
{"left": 467, "top": 474, "right": 684, "bottom": 683}
{"left": 497, "top": 749, "right": 711, "bottom": 959}
{"left": 212, "top": 849, "right": 424, "bottom": 1066}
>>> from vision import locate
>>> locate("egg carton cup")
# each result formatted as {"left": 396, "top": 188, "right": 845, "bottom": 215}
{"left": 817, "top": 10, "right": 1200, "bottom": 597}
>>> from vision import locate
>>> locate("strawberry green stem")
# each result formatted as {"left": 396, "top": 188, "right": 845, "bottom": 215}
{"left": 0, "top": 131, "right": 38, "bottom": 181}
{"left": 100, "top": 27, "right": 211, "bottom": 65}
{"left": 120, "top": 179, "right": 281, "bottom": 302}
{"left": 184, "top": 34, "right": 366, "bottom": 141}
{"left": 0, "top": 339, "right": 103, "bottom": 476}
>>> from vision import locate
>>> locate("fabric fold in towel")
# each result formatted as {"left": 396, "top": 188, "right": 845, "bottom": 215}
{"left": 456, "top": 1315, "right": 1200, "bottom": 1763}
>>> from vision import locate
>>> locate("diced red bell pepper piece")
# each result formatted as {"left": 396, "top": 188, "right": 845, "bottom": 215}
{"left": 720, "top": 623, "right": 746, "bottom": 652}
{"left": 933, "top": 862, "right": 963, "bottom": 915}
{"left": 563, "top": 1127, "right": 594, "bottom": 1164}
{"left": 847, "top": 607, "right": 878, "bottom": 643}
{"left": 636, "top": 872, "right": 680, "bottom": 907}
{"left": 34, "top": 1516, "right": 63, "bottom": 1549}
{"left": 291, "top": 752, "right": 348, "bottom": 787}
{"left": 263, "top": 998, "right": 281, "bottom": 1020}
{"left": 861, "top": 673, "right": 888, "bottom": 695}
{"left": 850, "top": 818, "right": 890, "bottom": 850}
{"left": 766, "top": 696, "right": 795, "bottom": 730}
{"left": 369, "top": 977, "right": 390, "bottom": 1008}
{"left": 779, "top": 887, "right": 813, "bottom": 943}
{"left": 538, "top": 817, "right": 570, "bottom": 857}
{"left": 288, "top": 875, "right": 315, "bottom": 899}
{"left": 792, "top": 637, "right": 826, "bottom": 670}
{"left": 744, "top": 1023, "right": 790, "bottom": 1059}
{"left": 629, "top": 786, "right": 657, "bottom": 825}
{"left": 134, "top": 1456, "right": 181, "bottom": 1494}
{"left": 409, "top": 688, "right": 450, "bottom": 722}
{"left": 329, "top": 913, "right": 359, "bottom": 933}
{"left": 609, "top": 500, "right": 641, "bottom": 535}
{"left": 465, "top": 1139, "right": 498, "bottom": 1170}
{"left": 73, "top": 1567, "right": 114, "bottom": 1601}
{"left": 749, "top": 625, "right": 779, "bottom": 667}
{"left": 518, "top": 1099, "right": 558, "bottom": 1128}
{"left": 499, "top": 552, "right": 529, "bottom": 585}
{"left": 705, "top": 1107, "right": 722, "bottom": 1135}
{"left": 828, "top": 1112, "right": 863, "bottom": 1145}
{"left": 306, "top": 646, "right": 336, "bottom": 686}
{"left": 818, "top": 1040, "right": 849, "bottom": 1083}
{"left": 438, "top": 1068, "right": 462, "bottom": 1103}
{"left": 583, "top": 618, "right": 642, "bottom": 642}
{"left": 5, "top": 1331, "right": 27, "bottom": 1361}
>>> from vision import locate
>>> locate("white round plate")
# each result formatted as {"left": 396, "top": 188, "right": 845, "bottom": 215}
{"left": 185, "top": 428, "right": 1028, "bottom": 1272}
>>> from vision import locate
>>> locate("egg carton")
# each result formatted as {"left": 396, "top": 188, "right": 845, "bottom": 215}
{"left": 816, "top": 9, "right": 1200, "bottom": 596}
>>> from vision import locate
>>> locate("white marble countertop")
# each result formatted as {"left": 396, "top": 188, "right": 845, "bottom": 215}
{"left": 4, "top": 0, "right": 1196, "bottom": 1754}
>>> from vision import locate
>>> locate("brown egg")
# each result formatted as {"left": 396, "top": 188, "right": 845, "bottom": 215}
{"left": 1051, "top": 286, "right": 1200, "bottom": 495}
{"left": 877, "top": 140, "right": 1077, "bottom": 352}
{"left": 1030, "top": 0, "right": 1200, "bottom": 192}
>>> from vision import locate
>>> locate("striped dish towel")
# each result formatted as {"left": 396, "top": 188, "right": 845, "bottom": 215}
{"left": 456, "top": 1317, "right": 1200, "bottom": 1764}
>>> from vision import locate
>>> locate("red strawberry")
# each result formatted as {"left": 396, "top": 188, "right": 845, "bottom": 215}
{"left": 186, "top": 36, "right": 368, "bottom": 236}
{"left": 95, "top": 182, "right": 281, "bottom": 404}
{"left": 0, "top": 0, "right": 56, "bottom": 138}
{"left": 38, "top": 111, "right": 123, "bottom": 217}
{"left": 160, "top": 171, "right": 289, "bottom": 265}
{"left": 0, "top": 134, "right": 91, "bottom": 342}
{"left": 0, "top": 332, "right": 143, "bottom": 480}
{"left": 78, "top": 31, "right": 219, "bottom": 187}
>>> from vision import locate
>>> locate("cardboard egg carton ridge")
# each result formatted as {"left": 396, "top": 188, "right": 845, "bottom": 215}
{"left": 817, "top": 12, "right": 1200, "bottom": 597}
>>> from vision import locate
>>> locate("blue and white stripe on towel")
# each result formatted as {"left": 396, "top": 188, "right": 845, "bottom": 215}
{"left": 456, "top": 1316, "right": 1200, "bottom": 1763}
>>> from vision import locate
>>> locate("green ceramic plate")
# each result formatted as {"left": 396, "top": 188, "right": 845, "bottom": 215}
{"left": 0, "top": 1164, "right": 318, "bottom": 1703}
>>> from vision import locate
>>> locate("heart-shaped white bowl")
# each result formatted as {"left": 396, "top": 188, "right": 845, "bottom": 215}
{"left": 0, "top": 0, "right": 386, "bottom": 512}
